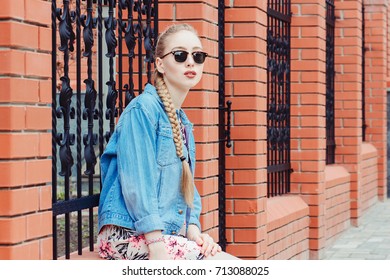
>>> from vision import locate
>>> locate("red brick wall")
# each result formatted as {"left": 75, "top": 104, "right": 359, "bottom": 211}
{"left": 0, "top": 0, "right": 388, "bottom": 260}
{"left": 0, "top": 0, "right": 53, "bottom": 259}
{"left": 364, "top": 0, "right": 388, "bottom": 200}
{"left": 224, "top": 0, "right": 268, "bottom": 259}
{"left": 324, "top": 166, "right": 350, "bottom": 247}
{"left": 267, "top": 196, "right": 309, "bottom": 260}
{"left": 361, "top": 143, "right": 379, "bottom": 212}
{"left": 290, "top": 0, "right": 327, "bottom": 259}
{"left": 157, "top": 0, "right": 221, "bottom": 242}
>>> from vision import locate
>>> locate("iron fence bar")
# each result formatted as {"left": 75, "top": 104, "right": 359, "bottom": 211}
{"left": 104, "top": 0, "right": 118, "bottom": 143}
{"left": 76, "top": 0, "right": 83, "bottom": 256}
{"left": 98, "top": 0, "right": 104, "bottom": 168}
{"left": 136, "top": 0, "right": 143, "bottom": 94}
{"left": 123, "top": 0, "right": 136, "bottom": 106}
{"left": 82, "top": 0, "right": 99, "bottom": 252}
{"left": 56, "top": 0, "right": 76, "bottom": 259}
{"left": 118, "top": 0, "right": 124, "bottom": 114}
{"left": 144, "top": 0, "right": 154, "bottom": 84}
{"left": 153, "top": 0, "right": 158, "bottom": 56}
{"left": 218, "top": 0, "right": 227, "bottom": 251}
{"left": 51, "top": 0, "right": 58, "bottom": 260}
{"left": 362, "top": 3, "right": 366, "bottom": 141}
{"left": 52, "top": 194, "right": 101, "bottom": 216}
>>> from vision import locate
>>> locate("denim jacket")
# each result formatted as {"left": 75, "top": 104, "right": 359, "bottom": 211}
{"left": 98, "top": 83, "right": 202, "bottom": 236}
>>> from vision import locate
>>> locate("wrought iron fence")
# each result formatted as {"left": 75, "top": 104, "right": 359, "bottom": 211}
{"left": 326, "top": 0, "right": 336, "bottom": 164}
{"left": 51, "top": 0, "right": 158, "bottom": 259}
{"left": 266, "top": 0, "right": 292, "bottom": 197}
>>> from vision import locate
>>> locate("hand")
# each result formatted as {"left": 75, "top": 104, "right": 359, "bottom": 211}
{"left": 194, "top": 233, "right": 221, "bottom": 257}
{"left": 148, "top": 241, "right": 171, "bottom": 260}
{"left": 145, "top": 231, "right": 171, "bottom": 260}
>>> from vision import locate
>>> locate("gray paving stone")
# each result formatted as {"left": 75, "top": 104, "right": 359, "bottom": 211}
{"left": 322, "top": 200, "right": 390, "bottom": 260}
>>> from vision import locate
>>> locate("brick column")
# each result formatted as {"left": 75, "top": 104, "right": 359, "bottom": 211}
{"left": 224, "top": 1, "right": 268, "bottom": 259}
{"left": 364, "top": 0, "right": 388, "bottom": 200}
{"left": 290, "top": 0, "right": 327, "bottom": 259}
{"left": 333, "top": 0, "right": 364, "bottom": 225}
{"left": 0, "top": 0, "right": 52, "bottom": 259}
{"left": 158, "top": 0, "right": 221, "bottom": 241}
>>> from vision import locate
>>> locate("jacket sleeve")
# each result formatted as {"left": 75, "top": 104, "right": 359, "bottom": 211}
{"left": 188, "top": 134, "right": 202, "bottom": 231}
{"left": 117, "top": 105, "right": 164, "bottom": 234}
{"left": 188, "top": 185, "right": 202, "bottom": 231}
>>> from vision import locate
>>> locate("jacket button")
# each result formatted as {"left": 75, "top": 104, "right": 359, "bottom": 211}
{"left": 178, "top": 210, "right": 183, "bottom": 215}
{"left": 171, "top": 231, "right": 176, "bottom": 235}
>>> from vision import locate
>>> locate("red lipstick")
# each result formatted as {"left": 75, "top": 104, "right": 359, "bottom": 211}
{"left": 184, "top": 71, "right": 196, "bottom": 78}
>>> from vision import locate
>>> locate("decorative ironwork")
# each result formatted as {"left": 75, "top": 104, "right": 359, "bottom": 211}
{"left": 143, "top": 0, "right": 155, "bottom": 83}
{"left": 52, "top": 0, "right": 159, "bottom": 259}
{"left": 104, "top": 0, "right": 118, "bottom": 142}
{"left": 122, "top": 0, "right": 137, "bottom": 106}
{"left": 54, "top": 0, "right": 76, "bottom": 260}
{"left": 326, "top": 0, "right": 336, "bottom": 164}
{"left": 135, "top": 0, "right": 143, "bottom": 92}
{"left": 81, "top": 0, "right": 98, "bottom": 177}
{"left": 267, "top": 0, "right": 292, "bottom": 197}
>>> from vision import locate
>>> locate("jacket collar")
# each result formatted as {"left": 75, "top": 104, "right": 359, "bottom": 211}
{"left": 144, "top": 83, "right": 192, "bottom": 126}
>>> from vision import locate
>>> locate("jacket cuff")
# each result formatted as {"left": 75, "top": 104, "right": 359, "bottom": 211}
{"left": 188, "top": 217, "right": 201, "bottom": 232}
{"left": 134, "top": 214, "right": 165, "bottom": 234}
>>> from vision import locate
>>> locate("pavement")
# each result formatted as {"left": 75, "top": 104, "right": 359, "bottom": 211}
{"left": 322, "top": 198, "right": 390, "bottom": 260}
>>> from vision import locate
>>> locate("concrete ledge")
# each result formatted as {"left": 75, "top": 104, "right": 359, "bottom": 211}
{"left": 361, "top": 142, "right": 378, "bottom": 160}
{"left": 267, "top": 196, "right": 309, "bottom": 231}
{"left": 325, "top": 165, "right": 350, "bottom": 188}
{"left": 60, "top": 245, "right": 102, "bottom": 260}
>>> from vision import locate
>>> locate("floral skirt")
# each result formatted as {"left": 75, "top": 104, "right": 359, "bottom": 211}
{"left": 97, "top": 225, "right": 204, "bottom": 260}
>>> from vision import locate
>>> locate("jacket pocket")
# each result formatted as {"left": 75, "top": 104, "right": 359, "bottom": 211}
{"left": 156, "top": 123, "right": 178, "bottom": 166}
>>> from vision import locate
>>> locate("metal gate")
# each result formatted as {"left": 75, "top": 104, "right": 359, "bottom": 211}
{"left": 51, "top": 0, "right": 158, "bottom": 259}
{"left": 326, "top": 0, "right": 336, "bottom": 164}
{"left": 266, "top": 0, "right": 292, "bottom": 197}
{"left": 52, "top": 0, "right": 229, "bottom": 259}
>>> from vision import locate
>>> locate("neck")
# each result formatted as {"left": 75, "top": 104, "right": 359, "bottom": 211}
{"left": 163, "top": 78, "right": 189, "bottom": 109}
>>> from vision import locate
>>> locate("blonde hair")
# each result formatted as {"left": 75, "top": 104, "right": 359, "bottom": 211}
{"left": 154, "top": 24, "right": 198, "bottom": 208}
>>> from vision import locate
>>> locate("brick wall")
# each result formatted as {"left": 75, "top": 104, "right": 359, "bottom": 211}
{"left": 0, "top": 0, "right": 388, "bottom": 260}
{"left": 324, "top": 166, "right": 350, "bottom": 247}
{"left": 364, "top": 0, "right": 388, "bottom": 200}
{"left": 158, "top": 0, "right": 221, "bottom": 242}
{"left": 224, "top": 0, "right": 268, "bottom": 259}
{"left": 0, "top": 0, "right": 53, "bottom": 259}
{"left": 290, "top": 0, "right": 327, "bottom": 259}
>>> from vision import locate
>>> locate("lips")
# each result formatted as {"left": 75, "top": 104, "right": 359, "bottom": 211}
{"left": 184, "top": 71, "right": 196, "bottom": 78}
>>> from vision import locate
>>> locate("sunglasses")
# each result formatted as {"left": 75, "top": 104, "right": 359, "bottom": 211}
{"left": 160, "top": 50, "right": 208, "bottom": 64}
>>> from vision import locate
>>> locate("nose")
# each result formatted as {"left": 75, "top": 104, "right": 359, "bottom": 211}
{"left": 185, "top": 53, "right": 195, "bottom": 67}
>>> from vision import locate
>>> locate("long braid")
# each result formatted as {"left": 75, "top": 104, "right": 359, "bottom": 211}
{"left": 155, "top": 72, "right": 194, "bottom": 208}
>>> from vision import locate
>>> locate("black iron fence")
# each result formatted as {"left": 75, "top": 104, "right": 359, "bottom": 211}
{"left": 326, "top": 0, "right": 336, "bottom": 164}
{"left": 266, "top": 0, "right": 292, "bottom": 197}
{"left": 51, "top": 0, "right": 158, "bottom": 259}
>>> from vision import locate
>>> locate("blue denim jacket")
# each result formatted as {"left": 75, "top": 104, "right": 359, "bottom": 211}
{"left": 98, "top": 84, "right": 202, "bottom": 236}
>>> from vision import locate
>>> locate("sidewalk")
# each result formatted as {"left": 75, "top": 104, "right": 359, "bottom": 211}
{"left": 322, "top": 199, "right": 390, "bottom": 260}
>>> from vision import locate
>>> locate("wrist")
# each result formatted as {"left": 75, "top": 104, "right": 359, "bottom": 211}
{"left": 147, "top": 240, "right": 166, "bottom": 252}
{"left": 187, "top": 224, "right": 201, "bottom": 240}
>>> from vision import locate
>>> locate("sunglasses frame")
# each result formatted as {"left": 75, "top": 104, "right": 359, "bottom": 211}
{"left": 160, "top": 50, "right": 208, "bottom": 64}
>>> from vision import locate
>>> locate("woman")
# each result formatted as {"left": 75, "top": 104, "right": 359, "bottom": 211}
{"left": 97, "top": 24, "right": 235, "bottom": 260}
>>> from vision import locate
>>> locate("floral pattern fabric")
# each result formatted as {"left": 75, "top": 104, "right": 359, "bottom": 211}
{"left": 98, "top": 225, "right": 204, "bottom": 260}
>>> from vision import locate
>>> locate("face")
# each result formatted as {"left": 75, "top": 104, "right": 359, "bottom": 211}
{"left": 155, "top": 30, "right": 205, "bottom": 94}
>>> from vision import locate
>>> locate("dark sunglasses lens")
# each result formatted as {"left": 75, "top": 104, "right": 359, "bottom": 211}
{"left": 193, "top": 52, "right": 207, "bottom": 64}
{"left": 173, "top": 51, "right": 188, "bottom": 63}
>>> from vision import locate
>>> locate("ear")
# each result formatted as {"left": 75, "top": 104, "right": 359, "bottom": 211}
{"left": 155, "top": 57, "right": 165, "bottom": 74}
